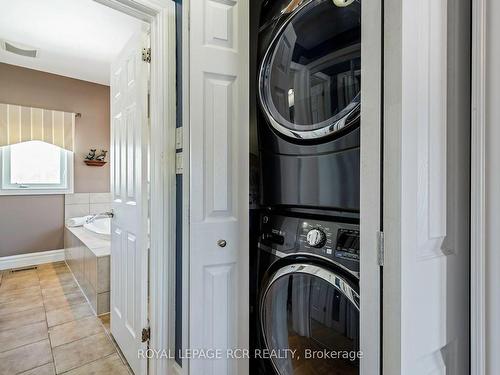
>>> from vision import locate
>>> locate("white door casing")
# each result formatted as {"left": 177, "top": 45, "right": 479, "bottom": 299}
{"left": 188, "top": 0, "right": 249, "bottom": 374}
{"left": 110, "top": 30, "right": 149, "bottom": 375}
{"left": 360, "top": 0, "right": 382, "bottom": 373}
{"left": 383, "top": 0, "right": 470, "bottom": 374}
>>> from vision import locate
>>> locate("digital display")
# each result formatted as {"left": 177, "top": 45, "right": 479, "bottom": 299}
{"left": 336, "top": 229, "right": 360, "bottom": 261}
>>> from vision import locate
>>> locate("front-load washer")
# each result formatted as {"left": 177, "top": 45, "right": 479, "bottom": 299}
{"left": 250, "top": 211, "right": 360, "bottom": 375}
{"left": 257, "top": 0, "right": 361, "bottom": 215}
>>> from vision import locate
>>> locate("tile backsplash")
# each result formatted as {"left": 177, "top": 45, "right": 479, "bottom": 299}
{"left": 65, "top": 193, "right": 112, "bottom": 220}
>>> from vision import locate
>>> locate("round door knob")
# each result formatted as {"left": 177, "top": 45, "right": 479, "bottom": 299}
{"left": 306, "top": 229, "right": 326, "bottom": 248}
{"left": 217, "top": 239, "right": 227, "bottom": 248}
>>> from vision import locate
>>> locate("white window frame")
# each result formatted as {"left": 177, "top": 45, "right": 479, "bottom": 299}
{"left": 0, "top": 144, "right": 74, "bottom": 195}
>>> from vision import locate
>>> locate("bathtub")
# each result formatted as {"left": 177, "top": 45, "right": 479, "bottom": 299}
{"left": 84, "top": 217, "right": 111, "bottom": 240}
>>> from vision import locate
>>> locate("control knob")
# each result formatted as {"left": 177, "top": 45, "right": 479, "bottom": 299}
{"left": 306, "top": 229, "right": 326, "bottom": 248}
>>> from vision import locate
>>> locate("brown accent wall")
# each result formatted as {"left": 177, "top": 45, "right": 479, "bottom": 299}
{"left": 0, "top": 63, "right": 110, "bottom": 257}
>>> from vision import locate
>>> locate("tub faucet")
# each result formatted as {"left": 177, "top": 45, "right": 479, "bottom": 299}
{"left": 86, "top": 210, "right": 114, "bottom": 224}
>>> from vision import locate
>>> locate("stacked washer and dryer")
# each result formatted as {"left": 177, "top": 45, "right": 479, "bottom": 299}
{"left": 250, "top": 1, "right": 362, "bottom": 374}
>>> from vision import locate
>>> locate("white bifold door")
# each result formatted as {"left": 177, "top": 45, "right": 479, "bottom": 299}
{"left": 110, "top": 30, "right": 149, "bottom": 375}
{"left": 384, "top": 0, "right": 471, "bottom": 374}
{"left": 188, "top": 0, "right": 249, "bottom": 374}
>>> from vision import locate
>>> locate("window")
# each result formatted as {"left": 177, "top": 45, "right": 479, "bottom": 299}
{"left": 0, "top": 141, "right": 73, "bottom": 195}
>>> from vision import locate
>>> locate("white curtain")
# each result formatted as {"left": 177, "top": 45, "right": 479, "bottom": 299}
{"left": 0, "top": 103, "right": 75, "bottom": 152}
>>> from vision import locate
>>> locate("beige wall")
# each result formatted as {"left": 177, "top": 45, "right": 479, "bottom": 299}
{"left": 0, "top": 63, "right": 110, "bottom": 257}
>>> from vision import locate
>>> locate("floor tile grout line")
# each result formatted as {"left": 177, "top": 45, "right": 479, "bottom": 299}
{"left": 42, "top": 263, "right": 119, "bottom": 374}
{"left": 0, "top": 269, "right": 44, "bottom": 323}
{"left": 0, "top": 336, "right": 49, "bottom": 356}
{"left": 104, "top": 327, "right": 135, "bottom": 372}
{"left": 43, "top": 263, "right": 96, "bottom": 374}
{"left": 1, "top": 263, "right": 130, "bottom": 375}
{"left": 51, "top": 332, "right": 119, "bottom": 374}
{"left": 95, "top": 312, "right": 133, "bottom": 373}
{"left": 0, "top": 319, "right": 47, "bottom": 337}
{"left": 9, "top": 267, "right": 53, "bottom": 375}
{"left": 49, "top": 318, "right": 108, "bottom": 349}
{"left": 57, "top": 353, "right": 122, "bottom": 375}
{"left": 42, "top": 291, "right": 86, "bottom": 304}
{"left": 13, "top": 355, "right": 52, "bottom": 375}
{"left": 0, "top": 291, "right": 43, "bottom": 309}
{"left": 0, "top": 299, "right": 44, "bottom": 315}
{"left": 39, "top": 266, "right": 59, "bottom": 375}
{"left": 43, "top": 297, "right": 89, "bottom": 313}
{"left": 0, "top": 283, "right": 43, "bottom": 295}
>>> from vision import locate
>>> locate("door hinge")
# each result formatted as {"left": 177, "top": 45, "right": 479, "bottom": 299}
{"left": 175, "top": 127, "right": 183, "bottom": 150}
{"left": 377, "top": 231, "right": 385, "bottom": 267}
{"left": 141, "top": 326, "right": 151, "bottom": 343}
{"left": 142, "top": 47, "right": 151, "bottom": 63}
{"left": 176, "top": 152, "right": 183, "bottom": 174}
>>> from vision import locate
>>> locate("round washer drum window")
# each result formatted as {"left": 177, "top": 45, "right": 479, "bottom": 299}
{"left": 259, "top": 0, "right": 361, "bottom": 140}
{"left": 260, "top": 264, "right": 360, "bottom": 375}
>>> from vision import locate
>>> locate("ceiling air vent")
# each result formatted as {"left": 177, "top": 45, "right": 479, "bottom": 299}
{"left": 3, "top": 41, "right": 38, "bottom": 58}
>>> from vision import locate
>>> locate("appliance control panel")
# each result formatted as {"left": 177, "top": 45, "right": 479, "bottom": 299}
{"left": 259, "top": 213, "right": 360, "bottom": 275}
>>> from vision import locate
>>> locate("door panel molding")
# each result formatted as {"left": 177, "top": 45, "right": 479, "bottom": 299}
{"left": 203, "top": 73, "right": 237, "bottom": 220}
{"left": 416, "top": 0, "right": 449, "bottom": 259}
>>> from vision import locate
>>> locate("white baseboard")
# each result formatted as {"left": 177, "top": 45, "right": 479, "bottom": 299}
{"left": 0, "top": 249, "right": 65, "bottom": 271}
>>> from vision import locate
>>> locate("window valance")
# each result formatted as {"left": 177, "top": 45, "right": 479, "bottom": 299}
{"left": 0, "top": 103, "right": 75, "bottom": 152}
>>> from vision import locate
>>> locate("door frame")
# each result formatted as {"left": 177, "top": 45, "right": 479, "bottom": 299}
{"left": 471, "top": 0, "right": 486, "bottom": 374}
{"left": 93, "top": 1, "right": 177, "bottom": 374}
{"left": 360, "top": 0, "right": 383, "bottom": 373}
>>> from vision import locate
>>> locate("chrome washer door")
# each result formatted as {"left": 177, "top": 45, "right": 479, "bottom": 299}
{"left": 260, "top": 263, "right": 360, "bottom": 375}
{"left": 259, "top": 0, "right": 361, "bottom": 140}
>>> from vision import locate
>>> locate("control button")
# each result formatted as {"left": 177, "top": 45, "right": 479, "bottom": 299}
{"left": 262, "top": 233, "right": 284, "bottom": 245}
{"left": 271, "top": 233, "right": 284, "bottom": 245}
{"left": 306, "top": 229, "right": 326, "bottom": 248}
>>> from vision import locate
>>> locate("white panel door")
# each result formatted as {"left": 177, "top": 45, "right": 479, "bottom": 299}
{"left": 189, "top": 0, "right": 249, "bottom": 374}
{"left": 110, "top": 30, "right": 149, "bottom": 375}
{"left": 384, "top": 0, "right": 470, "bottom": 373}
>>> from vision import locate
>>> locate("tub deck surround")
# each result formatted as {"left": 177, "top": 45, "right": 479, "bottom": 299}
{"left": 0, "top": 262, "right": 131, "bottom": 374}
{"left": 65, "top": 225, "right": 110, "bottom": 257}
{"left": 64, "top": 225, "right": 110, "bottom": 316}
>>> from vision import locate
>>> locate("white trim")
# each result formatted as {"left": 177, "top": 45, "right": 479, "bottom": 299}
{"left": 94, "top": 1, "right": 176, "bottom": 375}
{"left": 180, "top": 1, "right": 190, "bottom": 374}
{"left": 360, "top": 0, "right": 382, "bottom": 373}
{"left": 148, "top": 4, "right": 177, "bottom": 375}
{"left": 0, "top": 249, "right": 65, "bottom": 271}
{"left": 383, "top": 0, "right": 403, "bottom": 373}
{"left": 471, "top": 0, "right": 487, "bottom": 374}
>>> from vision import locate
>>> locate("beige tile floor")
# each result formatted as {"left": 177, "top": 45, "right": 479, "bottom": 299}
{"left": 0, "top": 262, "right": 132, "bottom": 375}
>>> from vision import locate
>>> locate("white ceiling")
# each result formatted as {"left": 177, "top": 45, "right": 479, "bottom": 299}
{"left": 0, "top": 0, "right": 145, "bottom": 85}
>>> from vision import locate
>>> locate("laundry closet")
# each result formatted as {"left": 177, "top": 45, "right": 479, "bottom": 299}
{"left": 250, "top": 1, "right": 363, "bottom": 374}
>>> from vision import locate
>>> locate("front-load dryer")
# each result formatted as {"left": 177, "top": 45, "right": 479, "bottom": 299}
{"left": 257, "top": 0, "right": 361, "bottom": 215}
{"left": 250, "top": 211, "right": 360, "bottom": 375}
